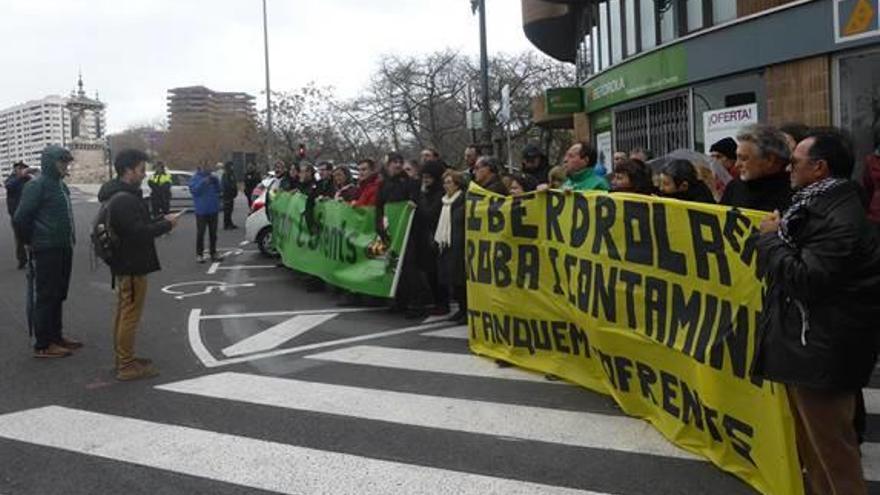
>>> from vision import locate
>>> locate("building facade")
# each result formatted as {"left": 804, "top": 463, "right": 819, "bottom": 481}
{"left": 167, "top": 86, "right": 256, "bottom": 129}
{"left": 524, "top": 0, "right": 880, "bottom": 176}
{"left": 0, "top": 75, "right": 107, "bottom": 180}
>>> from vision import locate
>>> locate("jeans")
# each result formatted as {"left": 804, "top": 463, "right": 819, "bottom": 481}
{"left": 196, "top": 213, "right": 218, "bottom": 257}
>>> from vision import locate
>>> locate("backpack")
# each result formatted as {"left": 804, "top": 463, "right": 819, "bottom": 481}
{"left": 91, "top": 194, "right": 123, "bottom": 267}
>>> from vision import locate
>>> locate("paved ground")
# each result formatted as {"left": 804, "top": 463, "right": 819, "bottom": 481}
{"left": 0, "top": 187, "right": 878, "bottom": 494}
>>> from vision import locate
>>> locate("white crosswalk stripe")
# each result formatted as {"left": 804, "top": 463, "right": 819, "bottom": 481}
{"left": 0, "top": 406, "right": 601, "bottom": 495}
{"left": 4, "top": 323, "right": 880, "bottom": 494}
{"left": 157, "top": 371, "right": 695, "bottom": 459}
{"left": 305, "top": 344, "right": 562, "bottom": 384}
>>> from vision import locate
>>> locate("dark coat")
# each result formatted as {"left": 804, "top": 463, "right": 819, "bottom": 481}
{"left": 415, "top": 183, "right": 444, "bottom": 270}
{"left": 438, "top": 192, "right": 467, "bottom": 290}
{"left": 244, "top": 170, "right": 261, "bottom": 197}
{"left": 665, "top": 181, "right": 716, "bottom": 204}
{"left": 13, "top": 146, "right": 75, "bottom": 251}
{"left": 752, "top": 181, "right": 880, "bottom": 390}
{"left": 5, "top": 173, "right": 30, "bottom": 215}
{"left": 376, "top": 173, "right": 420, "bottom": 239}
{"left": 222, "top": 169, "right": 238, "bottom": 201}
{"left": 862, "top": 154, "right": 880, "bottom": 224}
{"left": 97, "top": 179, "right": 172, "bottom": 276}
{"left": 720, "top": 173, "right": 793, "bottom": 212}
{"left": 479, "top": 175, "right": 508, "bottom": 195}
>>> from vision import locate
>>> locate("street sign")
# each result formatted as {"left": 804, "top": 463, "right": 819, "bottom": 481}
{"left": 467, "top": 111, "right": 483, "bottom": 130}
{"left": 499, "top": 84, "right": 511, "bottom": 124}
{"left": 545, "top": 87, "right": 585, "bottom": 115}
{"left": 835, "top": 0, "right": 880, "bottom": 42}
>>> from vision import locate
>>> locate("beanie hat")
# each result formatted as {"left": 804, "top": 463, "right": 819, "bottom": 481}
{"left": 709, "top": 137, "right": 737, "bottom": 160}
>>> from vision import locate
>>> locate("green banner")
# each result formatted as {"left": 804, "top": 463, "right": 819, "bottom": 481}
{"left": 270, "top": 192, "right": 415, "bottom": 298}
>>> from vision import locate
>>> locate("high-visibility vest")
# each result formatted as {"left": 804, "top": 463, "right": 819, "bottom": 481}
{"left": 149, "top": 172, "right": 172, "bottom": 186}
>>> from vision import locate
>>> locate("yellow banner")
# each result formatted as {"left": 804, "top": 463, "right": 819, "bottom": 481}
{"left": 465, "top": 185, "right": 802, "bottom": 495}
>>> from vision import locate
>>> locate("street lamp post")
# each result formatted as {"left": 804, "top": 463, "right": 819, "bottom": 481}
{"left": 262, "top": 0, "right": 274, "bottom": 171}
{"left": 477, "top": 0, "right": 492, "bottom": 154}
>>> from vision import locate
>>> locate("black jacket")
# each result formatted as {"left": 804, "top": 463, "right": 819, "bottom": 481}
{"left": 752, "top": 181, "right": 880, "bottom": 390}
{"left": 479, "top": 175, "right": 508, "bottom": 195}
{"left": 415, "top": 183, "right": 444, "bottom": 269}
{"left": 524, "top": 164, "right": 550, "bottom": 185}
{"left": 438, "top": 192, "right": 467, "bottom": 290}
{"left": 222, "top": 170, "right": 238, "bottom": 201}
{"left": 244, "top": 171, "right": 261, "bottom": 195}
{"left": 4, "top": 173, "right": 30, "bottom": 215}
{"left": 720, "top": 173, "right": 793, "bottom": 212}
{"left": 97, "top": 179, "right": 172, "bottom": 276}
{"left": 376, "top": 173, "right": 420, "bottom": 239}
{"left": 665, "top": 181, "right": 716, "bottom": 204}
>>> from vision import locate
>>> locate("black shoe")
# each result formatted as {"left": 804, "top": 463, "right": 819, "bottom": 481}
{"left": 495, "top": 359, "right": 513, "bottom": 368}
{"left": 229, "top": 224, "right": 239, "bottom": 230}
{"left": 449, "top": 311, "right": 467, "bottom": 324}
{"left": 404, "top": 307, "right": 428, "bottom": 320}
{"left": 386, "top": 304, "right": 405, "bottom": 314}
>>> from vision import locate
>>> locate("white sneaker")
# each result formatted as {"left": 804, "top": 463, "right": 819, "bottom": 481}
{"left": 196, "top": 255, "right": 206, "bottom": 264}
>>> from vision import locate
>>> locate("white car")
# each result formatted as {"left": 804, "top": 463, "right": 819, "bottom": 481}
{"left": 245, "top": 176, "right": 280, "bottom": 256}
{"left": 141, "top": 169, "right": 195, "bottom": 212}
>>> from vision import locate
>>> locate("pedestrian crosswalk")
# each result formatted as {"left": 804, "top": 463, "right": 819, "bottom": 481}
{"left": 2, "top": 324, "right": 880, "bottom": 494}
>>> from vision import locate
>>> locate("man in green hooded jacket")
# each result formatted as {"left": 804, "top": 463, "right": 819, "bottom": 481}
{"left": 13, "top": 145, "right": 82, "bottom": 358}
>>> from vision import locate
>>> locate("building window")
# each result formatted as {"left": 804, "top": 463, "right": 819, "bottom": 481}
{"left": 599, "top": 2, "right": 611, "bottom": 70}
{"left": 712, "top": 0, "right": 737, "bottom": 24}
{"left": 610, "top": 0, "right": 624, "bottom": 64}
{"left": 592, "top": 26, "right": 600, "bottom": 74}
{"left": 615, "top": 93, "right": 691, "bottom": 157}
{"left": 625, "top": 0, "right": 638, "bottom": 56}
{"left": 686, "top": 0, "right": 704, "bottom": 32}
{"left": 659, "top": 2, "right": 677, "bottom": 43}
{"left": 640, "top": 0, "right": 657, "bottom": 50}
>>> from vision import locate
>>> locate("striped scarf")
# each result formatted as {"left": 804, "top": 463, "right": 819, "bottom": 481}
{"left": 778, "top": 177, "right": 846, "bottom": 248}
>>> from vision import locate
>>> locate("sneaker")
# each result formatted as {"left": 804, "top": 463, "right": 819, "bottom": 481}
{"left": 56, "top": 337, "right": 83, "bottom": 350}
{"left": 34, "top": 343, "right": 72, "bottom": 359}
{"left": 116, "top": 361, "right": 159, "bottom": 382}
{"left": 196, "top": 255, "right": 206, "bottom": 264}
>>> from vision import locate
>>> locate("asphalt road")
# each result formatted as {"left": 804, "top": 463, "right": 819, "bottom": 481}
{"left": 0, "top": 187, "right": 877, "bottom": 494}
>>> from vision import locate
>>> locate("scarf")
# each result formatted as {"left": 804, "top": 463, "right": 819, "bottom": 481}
{"left": 776, "top": 177, "right": 846, "bottom": 347}
{"left": 434, "top": 190, "right": 461, "bottom": 250}
{"left": 778, "top": 177, "right": 846, "bottom": 248}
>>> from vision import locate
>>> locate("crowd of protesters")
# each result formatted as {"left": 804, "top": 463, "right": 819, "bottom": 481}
{"left": 6, "top": 120, "right": 880, "bottom": 489}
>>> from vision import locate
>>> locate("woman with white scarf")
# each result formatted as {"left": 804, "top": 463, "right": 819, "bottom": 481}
{"left": 434, "top": 170, "right": 467, "bottom": 323}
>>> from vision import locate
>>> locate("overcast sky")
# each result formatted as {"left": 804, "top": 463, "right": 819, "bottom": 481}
{"left": 1, "top": 0, "right": 536, "bottom": 133}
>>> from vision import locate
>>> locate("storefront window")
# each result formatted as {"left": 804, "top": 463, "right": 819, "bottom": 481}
{"left": 712, "top": 0, "right": 737, "bottom": 25}
{"left": 626, "top": 0, "right": 637, "bottom": 56}
{"left": 838, "top": 50, "right": 880, "bottom": 178}
{"left": 599, "top": 2, "right": 610, "bottom": 70}
{"left": 659, "top": 3, "right": 676, "bottom": 43}
{"left": 640, "top": 0, "right": 656, "bottom": 50}
{"left": 610, "top": 0, "right": 623, "bottom": 64}
{"left": 686, "top": 0, "right": 703, "bottom": 32}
